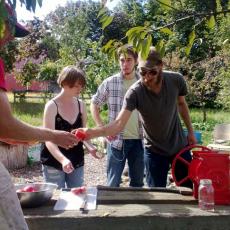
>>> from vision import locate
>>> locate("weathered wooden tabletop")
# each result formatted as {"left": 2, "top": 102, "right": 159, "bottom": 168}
{"left": 23, "top": 186, "right": 230, "bottom": 230}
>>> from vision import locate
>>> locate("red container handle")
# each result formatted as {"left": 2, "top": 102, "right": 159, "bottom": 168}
{"left": 171, "top": 145, "right": 212, "bottom": 186}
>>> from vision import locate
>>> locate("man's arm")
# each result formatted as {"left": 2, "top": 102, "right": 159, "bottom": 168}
{"left": 83, "top": 108, "right": 132, "bottom": 139}
{"left": 90, "top": 103, "right": 104, "bottom": 127}
{"left": 0, "top": 90, "right": 77, "bottom": 148}
{"left": 177, "top": 96, "right": 197, "bottom": 144}
{"left": 90, "top": 79, "right": 109, "bottom": 127}
{"left": 81, "top": 101, "right": 87, "bottom": 127}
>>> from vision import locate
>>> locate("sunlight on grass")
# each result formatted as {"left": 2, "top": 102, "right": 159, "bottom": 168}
{"left": 189, "top": 108, "right": 230, "bottom": 145}
{"left": 7, "top": 93, "right": 230, "bottom": 145}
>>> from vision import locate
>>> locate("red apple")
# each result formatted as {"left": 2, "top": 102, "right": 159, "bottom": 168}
{"left": 22, "top": 185, "right": 36, "bottom": 192}
{"left": 71, "top": 186, "right": 86, "bottom": 195}
{"left": 16, "top": 188, "right": 24, "bottom": 193}
{"left": 75, "top": 130, "right": 86, "bottom": 141}
{"left": 79, "top": 186, "right": 86, "bottom": 194}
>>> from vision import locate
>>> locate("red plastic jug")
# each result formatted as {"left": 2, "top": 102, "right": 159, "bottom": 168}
{"left": 172, "top": 145, "right": 230, "bottom": 205}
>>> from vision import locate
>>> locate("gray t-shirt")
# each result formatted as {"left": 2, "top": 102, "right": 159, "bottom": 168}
{"left": 123, "top": 70, "right": 188, "bottom": 156}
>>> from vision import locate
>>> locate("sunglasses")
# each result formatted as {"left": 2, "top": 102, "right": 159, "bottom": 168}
{"left": 139, "top": 68, "right": 158, "bottom": 77}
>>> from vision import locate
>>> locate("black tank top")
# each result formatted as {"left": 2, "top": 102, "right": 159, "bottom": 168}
{"left": 40, "top": 99, "right": 84, "bottom": 170}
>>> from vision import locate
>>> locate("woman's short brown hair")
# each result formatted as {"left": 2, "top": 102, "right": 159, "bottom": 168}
{"left": 57, "top": 66, "right": 86, "bottom": 88}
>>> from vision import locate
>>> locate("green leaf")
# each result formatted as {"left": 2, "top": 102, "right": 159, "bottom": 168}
{"left": 155, "top": 40, "right": 164, "bottom": 53}
{"left": 107, "top": 47, "right": 116, "bottom": 62}
{"left": 102, "top": 39, "right": 115, "bottom": 52}
{"left": 160, "top": 27, "right": 173, "bottom": 35}
{"left": 140, "top": 31, "right": 147, "bottom": 39}
{"left": 126, "top": 26, "right": 145, "bottom": 37}
{"left": 185, "top": 30, "right": 196, "bottom": 56}
{"left": 132, "top": 34, "right": 141, "bottom": 49}
{"left": 158, "top": 0, "right": 172, "bottom": 10}
{"left": 147, "top": 34, "right": 152, "bottom": 48}
{"left": 127, "top": 32, "right": 136, "bottom": 44}
{"left": 99, "top": 14, "right": 108, "bottom": 23}
{"left": 155, "top": 40, "right": 165, "bottom": 58}
{"left": 207, "top": 16, "right": 215, "bottom": 29}
{"left": 101, "top": 16, "right": 114, "bottom": 30}
{"left": 97, "top": 8, "right": 106, "bottom": 18}
{"left": 188, "top": 30, "right": 196, "bottom": 45}
{"left": 159, "top": 45, "right": 165, "bottom": 58}
{"left": 185, "top": 44, "right": 192, "bottom": 56}
{"left": 141, "top": 35, "right": 152, "bottom": 60}
{"left": 136, "top": 38, "right": 143, "bottom": 54}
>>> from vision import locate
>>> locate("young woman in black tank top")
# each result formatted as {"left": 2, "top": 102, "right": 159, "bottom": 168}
{"left": 41, "top": 66, "right": 87, "bottom": 189}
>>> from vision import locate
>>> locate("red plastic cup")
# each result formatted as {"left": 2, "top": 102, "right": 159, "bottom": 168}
{"left": 75, "top": 130, "right": 86, "bottom": 140}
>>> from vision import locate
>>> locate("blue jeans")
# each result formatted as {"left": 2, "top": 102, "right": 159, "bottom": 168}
{"left": 107, "top": 139, "right": 144, "bottom": 187}
{"left": 144, "top": 148, "right": 192, "bottom": 188}
{"left": 42, "top": 165, "right": 84, "bottom": 189}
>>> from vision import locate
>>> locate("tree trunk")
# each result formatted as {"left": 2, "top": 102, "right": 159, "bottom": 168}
{"left": 0, "top": 143, "right": 28, "bottom": 169}
{"left": 202, "top": 105, "right": 207, "bottom": 122}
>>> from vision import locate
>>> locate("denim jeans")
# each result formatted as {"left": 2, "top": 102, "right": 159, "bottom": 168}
{"left": 144, "top": 148, "right": 193, "bottom": 188}
{"left": 42, "top": 165, "right": 84, "bottom": 189}
{"left": 107, "top": 139, "right": 144, "bottom": 187}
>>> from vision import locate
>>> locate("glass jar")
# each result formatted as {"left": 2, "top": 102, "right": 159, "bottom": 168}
{"left": 198, "top": 179, "right": 215, "bottom": 211}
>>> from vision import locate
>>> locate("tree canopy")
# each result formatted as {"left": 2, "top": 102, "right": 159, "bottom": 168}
{"left": 0, "top": 0, "right": 229, "bottom": 116}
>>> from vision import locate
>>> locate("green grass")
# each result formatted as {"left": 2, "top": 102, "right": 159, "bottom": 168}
{"left": 189, "top": 108, "right": 230, "bottom": 145}
{"left": 8, "top": 93, "right": 230, "bottom": 146}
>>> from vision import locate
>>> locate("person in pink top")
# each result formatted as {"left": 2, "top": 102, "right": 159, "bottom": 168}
{"left": 0, "top": 3, "right": 78, "bottom": 230}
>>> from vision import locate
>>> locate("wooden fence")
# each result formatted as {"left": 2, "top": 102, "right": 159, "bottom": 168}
{"left": 13, "top": 89, "right": 54, "bottom": 103}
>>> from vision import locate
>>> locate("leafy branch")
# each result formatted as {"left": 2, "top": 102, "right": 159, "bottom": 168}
{"left": 98, "top": 0, "right": 230, "bottom": 60}
{"left": 156, "top": 9, "right": 230, "bottom": 30}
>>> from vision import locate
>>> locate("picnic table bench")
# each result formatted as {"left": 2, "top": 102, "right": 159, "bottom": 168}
{"left": 13, "top": 89, "right": 54, "bottom": 102}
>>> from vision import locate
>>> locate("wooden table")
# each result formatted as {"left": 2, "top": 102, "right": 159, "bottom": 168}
{"left": 23, "top": 187, "right": 230, "bottom": 230}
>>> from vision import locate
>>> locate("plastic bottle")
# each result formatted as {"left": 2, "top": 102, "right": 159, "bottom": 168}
{"left": 198, "top": 179, "right": 215, "bottom": 211}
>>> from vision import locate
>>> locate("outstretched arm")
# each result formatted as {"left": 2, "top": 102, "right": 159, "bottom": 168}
{"left": 0, "top": 90, "right": 77, "bottom": 149}
{"left": 90, "top": 103, "right": 104, "bottom": 127}
{"left": 78, "top": 108, "right": 132, "bottom": 140}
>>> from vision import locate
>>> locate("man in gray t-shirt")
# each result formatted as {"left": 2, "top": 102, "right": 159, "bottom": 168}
{"left": 79, "top": 46, "right": 197, "bottom": 188}
{"left": 124, "top": 70, "right": 188, "bottom": 157}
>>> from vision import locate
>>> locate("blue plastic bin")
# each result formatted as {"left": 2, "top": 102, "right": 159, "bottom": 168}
{"left": 184, "top": 130, "right": 202, "bottom": 144}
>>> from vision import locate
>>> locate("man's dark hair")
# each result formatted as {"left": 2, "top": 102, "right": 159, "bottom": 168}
{"left": 117, "top": 44, "right": 138, "bottom": 60}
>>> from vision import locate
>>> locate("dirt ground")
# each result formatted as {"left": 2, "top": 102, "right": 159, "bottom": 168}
{"left": 9, "top": 153, "right": 130, "bottom": 186}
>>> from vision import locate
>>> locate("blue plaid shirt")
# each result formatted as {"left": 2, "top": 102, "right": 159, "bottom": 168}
{"left": 91, "top": 72, "right": 143, "bottom": 150}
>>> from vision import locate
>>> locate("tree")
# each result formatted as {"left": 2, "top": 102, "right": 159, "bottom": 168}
{"left": 0, "top": 40, "right": 18, "bottom": 72}
{"left": 13, "top": 18, "right": 47, "bottom": 86}
{"left": 99, "top": 0, "right": 230, "bottom": 119}
{"left": 0, "top": 0, "right": 43, "bottom": 39}
{"left": 39, "top": 1, "right": 118, "bottom": 96}
{"left": 99, "top": 0, "right": 230, "bottom": 59}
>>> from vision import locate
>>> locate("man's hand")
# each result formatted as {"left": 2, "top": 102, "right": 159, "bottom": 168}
{"left": 52, "top": 130, "right": 78, "bottom": 149}
{"left": 187, "top": 131, "right": 197, "bottom": 145}
{"left": 72, "top": 128, "right": 91, "bottom": 140}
